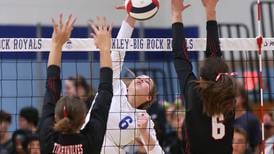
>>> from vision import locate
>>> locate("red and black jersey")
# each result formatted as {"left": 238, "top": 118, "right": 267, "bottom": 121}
{"left": 39, "top": 65, "right": 113, "bottom": 154}
{"left": 172, "top": 21, "right": 234, "bottom": 154}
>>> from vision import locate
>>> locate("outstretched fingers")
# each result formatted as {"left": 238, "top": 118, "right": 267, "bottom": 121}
{"left": 51, "top": 18, "right": 58, "bottom": 32}
{"left": 59, "top": 14, "right": 63, "bottom": 30}
{"left": 89, "top": 20, "right": 99, "bottom": 34}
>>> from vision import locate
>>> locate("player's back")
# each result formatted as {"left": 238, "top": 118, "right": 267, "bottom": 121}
{"left": 184, "top": 83, "right": 234, "bottom": 154}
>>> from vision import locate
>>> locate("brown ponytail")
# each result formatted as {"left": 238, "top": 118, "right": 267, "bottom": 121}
{"left": 54, "top": 117, "right": 73, "bottom": 133}
{"left": 197, "top": 74, "right": 238, "bottom": 116}
{"left": 197, "top": 57, "right": 238, "bottom": 117}
{"left": 54, "top": 96, "right": 87, "bottom": 134}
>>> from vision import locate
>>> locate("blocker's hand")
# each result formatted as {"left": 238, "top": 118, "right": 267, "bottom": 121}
{"left": 202, "top": 0, "right": 219, "bottom": 10}
{"left": 51, "top": 14, "right": 76, "bottom": 48}
{"left": 171, "top": 0, "right": 191, "bottom": 15}
{"left": 89, "top": 16, "right": 113, "bottom": 53}
{"left": 171, "top": 0, "right": 191, "bottom": 23}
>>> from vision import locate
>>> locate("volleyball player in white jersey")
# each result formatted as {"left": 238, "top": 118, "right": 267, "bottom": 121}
{"left": 82, "top": 15, "right": 164, "bottom": 154}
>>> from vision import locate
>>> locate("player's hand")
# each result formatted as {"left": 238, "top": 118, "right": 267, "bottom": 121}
{"left": 90, "top": 16, "right": 113, "bottom": 52}
{"left": 171, "top": 0, "right": 191, "bottom": 23}
{"left": 137, "top": 113, "right": 149, "bottom": 133}
{"left": 202, "top": 0, "right": 219, "bottom": 10}
{"left": 202, "top": 0, "right": 218, "bottom": 20}
{"left": 115, "top": 5, "right": 136, "bottom": 28}
{"left": 51, "top": 14, "right": 76, "bottom": 48}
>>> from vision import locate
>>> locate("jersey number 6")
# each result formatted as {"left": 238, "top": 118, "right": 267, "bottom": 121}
{"left": 212, "top": 114, "right": 225, "bottom": 140}
{"left": 119, "top": 116, "right": 133, "bottom": 129}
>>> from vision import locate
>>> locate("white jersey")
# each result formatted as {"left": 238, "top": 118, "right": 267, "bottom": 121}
{"left": 82, "top": 21, "right": 164, "bottom": 154}
{"left": 265, "top": 136, "right": 274, "bottom": 154}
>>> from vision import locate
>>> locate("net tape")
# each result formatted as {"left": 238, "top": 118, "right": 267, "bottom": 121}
{"left": 0, "top": 38, "right": 273, "bottom": 52}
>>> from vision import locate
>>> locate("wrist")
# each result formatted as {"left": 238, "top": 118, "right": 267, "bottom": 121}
{"left": 138, "top": 128, "right": 148, "bottom": 134}
{"left": 51, "top": 43, "right": 63, "bottom": 50}
{"left": 172, "top": 14, "right": 182, "bottom": 23}
{"left": 125, "top": 15, "right": 136, "bottom": 28}
{"left": 100, "top": 49, "right": 110, "bottom": 54}
{"left": 206, "top": 9, "right": 216, "bottom": 21}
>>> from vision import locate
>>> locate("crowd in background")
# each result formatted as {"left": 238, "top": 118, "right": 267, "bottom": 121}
{"left": 0, "top": 76, "right": 270, "bottom": 154}
{"left": 0, "top": 107, "right": 40, "bottom": 154}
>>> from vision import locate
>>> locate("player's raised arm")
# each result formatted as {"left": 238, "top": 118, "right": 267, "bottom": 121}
{"left": 202, "top": 0, "right": 222, "bottom": 57}
{"left": 82, "top": 16, "right": 113, "bottom": 153}
{"left": 171, "top": 0, "right": 197, "bottom": 95}
{"left": 111, "top": 14, "right": 135, "bottom": 80}
{"left": 40, "top": 14, "right": 75, "bottom": 154}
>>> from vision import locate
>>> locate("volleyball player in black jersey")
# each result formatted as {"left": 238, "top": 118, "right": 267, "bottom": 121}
{"left": 171, "top": 0, "right": 238, "bottom": 153}
{"left": 39, "top": 15, "right": 113, "bottom": 154}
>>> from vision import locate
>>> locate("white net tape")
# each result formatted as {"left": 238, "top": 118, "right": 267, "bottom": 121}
{"left": 0, "top": 38, "right": 273, "bottom": 52}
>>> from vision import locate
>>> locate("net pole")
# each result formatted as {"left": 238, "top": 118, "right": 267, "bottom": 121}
{"left": 256, "top": 0, "right": 264, "bottom": 153}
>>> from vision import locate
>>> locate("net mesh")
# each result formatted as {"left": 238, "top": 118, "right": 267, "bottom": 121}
{"left": 0, "top": 44, "right": 274, "bottom": 153}
{"left": 1, "top": 10, "right": 274, "bottom": 151}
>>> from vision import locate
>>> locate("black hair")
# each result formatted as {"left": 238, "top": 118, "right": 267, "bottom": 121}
{"left": 19, "top": 107, "right": 39, "bottom": 126}
{"left": 238, "top": 85, "right": 250, "bottom": 111}
{"left": 23, "top": 133, "right": 40, "bottom": 152}
{"left": 0, "top": 110, "right": 12, "bottom": 123}
{"left": 11, "top": 129, "right": 32, "bottom": 154}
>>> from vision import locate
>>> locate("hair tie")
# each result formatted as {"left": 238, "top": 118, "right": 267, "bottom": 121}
{"left": 215, "top": 72, "right": 237, "bottom": 82}
{"left": 63, "top": 106, "right": 68, "bottom": 118}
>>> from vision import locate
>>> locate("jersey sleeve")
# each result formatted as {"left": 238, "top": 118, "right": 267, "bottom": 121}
{"left": 82, "top": 68, "right": 113, "bottom": 153}
{"left": 205, "top": 21, "right": 222, "bottom": 57}
{"left": 39, "top": 65, "right": 61, "bottom": 154}
{"left": 172, "top": 22, "right": 197, "bottom": 108}
{"left": 112, "top": 21, "right": 134, "bottom": 81}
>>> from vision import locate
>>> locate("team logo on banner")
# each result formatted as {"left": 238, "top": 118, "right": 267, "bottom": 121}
{"left": 264, "top": 40, "right": 274, "bottom": 47}
{"left": 65, "top": 40, "right": 73, "bottom": 49}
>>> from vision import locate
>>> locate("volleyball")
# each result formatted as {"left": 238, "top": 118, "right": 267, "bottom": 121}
{"left": 125, "top": 0, "right": 160, "bottom": 20}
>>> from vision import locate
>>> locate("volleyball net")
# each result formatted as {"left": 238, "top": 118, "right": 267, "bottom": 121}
{"left": 1, "top": 37, "right": 274, "bottom": 153}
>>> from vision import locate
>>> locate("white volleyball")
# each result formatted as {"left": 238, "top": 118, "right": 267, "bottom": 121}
{"left": 125, "top": 0, "right": 160, "bottom": 20}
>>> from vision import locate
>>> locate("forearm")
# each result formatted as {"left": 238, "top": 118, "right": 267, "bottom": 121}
{"left": 89, "top": 68, "right": 113, "bottom": 123}
{"left": 43, "top": 65, "right": 61, "bottom": 112}
{"left": 205, "top": 14, "right": 222, "bottom": 57}
{"left": 112, "top": 19, "right": 134, "bottom": 79}
{"left": 40, "top": 65, "right": 61, "bottom": 149}
{"left": 172, "top": 23, "right": 188, "bottom": 60}
{"left": 85, "top": 68, "right": 112, "bottom": 150}
{"left": 48, "top": 44, "right": 62, "bottom": 66}
{"left": 100, "top": 51, "right": 112, "bottom": 68}
{"left": 117, "top": 18, "right": 135, "bottom": 38}
{"left": 125, "top": 15, "right": 136, "bottom": 28}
